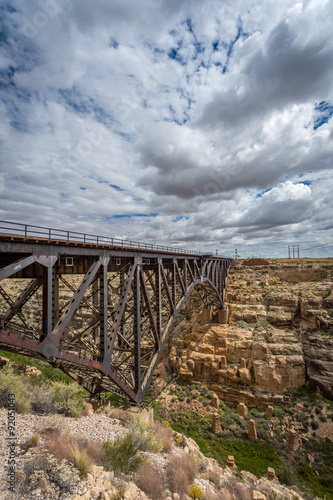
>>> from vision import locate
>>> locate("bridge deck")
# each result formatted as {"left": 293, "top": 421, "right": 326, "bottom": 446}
{"left": 0, "top": 221, "right": 214, "bottom": 257}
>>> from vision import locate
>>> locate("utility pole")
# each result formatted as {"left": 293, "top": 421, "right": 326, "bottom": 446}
{"left": 288, "top": 245, "right": 300, "bottom": 259}
{"left": 235, "top": 249, "right": 239, "bottom": 259}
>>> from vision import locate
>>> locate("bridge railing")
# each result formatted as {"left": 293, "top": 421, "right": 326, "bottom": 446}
{"left": 0, "top": 316, "right": 39, "bottom": 342}
{"left": 0, "top": 220, "right": 204, "bottom": 256}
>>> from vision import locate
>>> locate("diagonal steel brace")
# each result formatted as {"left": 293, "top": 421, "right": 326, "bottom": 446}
{"left": 40, "top": 259, "right": 102, "bottom": 357}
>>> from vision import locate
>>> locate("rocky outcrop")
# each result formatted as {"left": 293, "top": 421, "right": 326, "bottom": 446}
{"left": 302, "top": 333, "right": 333, "bottom": 399}
{"left": 169, "top": 260, "right": 333, "bottom": 403}
{"left": 169, "top": 323, "right": 306, "bottom": 407}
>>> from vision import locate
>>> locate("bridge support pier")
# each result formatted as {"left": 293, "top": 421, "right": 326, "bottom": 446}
{"left": 201, "top": 308, "right": 212, "bottom": 323}
{"left": 218, "top": 307, "right": 229, "bottom": 324}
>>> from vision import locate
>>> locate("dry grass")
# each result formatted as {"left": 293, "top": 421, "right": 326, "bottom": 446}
{"left": 68, "top": 444, "right": 92, "bottom": 478}
{"left": 43, "top": 430, "right": 102, "bottom": 478}
{"left": 110, "top": 407, "right": 128, "bottom": 421}
{"left": 135, "top": 464, "right": 166, "bottom": 500}
{"left": 28, "top": 431, "right": 41, "bottom": 447}
{"left": 153, "top": 421, "right": 174, "bottom": 453}
{"left": 75, "top": 437, "right": 103, "bottom": 466}
{"left": 43, "top": 429, "right": 72, "bottom": 462}
{"left": 167, "top": 453, "right": 198, "bottom": 496}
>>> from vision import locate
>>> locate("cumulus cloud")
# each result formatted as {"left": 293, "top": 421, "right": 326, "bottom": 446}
{"left": 0, "top": 0, "right": 332, "bottom": 256}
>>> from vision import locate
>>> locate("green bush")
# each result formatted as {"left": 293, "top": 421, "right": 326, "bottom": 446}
{"left": 0, "top": 350, "right": 72, "bottom": 383}
{"left": 274, "top": 407, "right": 284, "bottom": 419}
{"left": 311, "top": 420, "right": 319, "bottom": 430}
{"left": 0, "top": 365, "right": 32, "bottom": 413}
{"left": 52, "top": 382, "right": 86, "bottom": 417}
{"left": 103, "top": 418, "right": 162, "bottom": 475}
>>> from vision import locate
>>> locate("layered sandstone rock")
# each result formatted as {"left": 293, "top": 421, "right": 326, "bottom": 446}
{"left": 169, "top": 323, "right": 306, "bottom": 406}
{"left": 169, "top": 260, "right": 333, "bottom": 403}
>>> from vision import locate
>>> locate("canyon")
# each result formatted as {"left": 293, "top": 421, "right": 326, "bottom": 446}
{"left": 168, "top": 259, "right": 333, "bottom": 406}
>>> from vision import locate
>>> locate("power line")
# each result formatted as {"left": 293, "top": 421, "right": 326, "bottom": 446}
{"left": 302, "top": 242, "right": 333, "bottom": 251}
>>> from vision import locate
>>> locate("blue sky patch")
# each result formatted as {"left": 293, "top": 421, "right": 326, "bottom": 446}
{"left": 112, "top": 213, "right": 158, "bottom": 219}
{"left": 314, "top": 101, "right": 333, "bottom": 130}
{"left": 255, "top": 188, "right": 271, "bottom": 199}
{"left": 172, "top": 216, "right": 189, "bottom": 222}
{"left": 298, "top": 180, "right": 312, "bottom": 186}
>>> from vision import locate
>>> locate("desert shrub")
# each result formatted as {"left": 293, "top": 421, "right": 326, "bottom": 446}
{"left": 0, "top": 349, "right": 72, "bottom": 383}
{"left": 110, "top": 407, "right": 129, "bottom": 421}
{"left": 175, "top": 435, "right": 184, "bottom": 447}
{"left": 14, "top": 391, "right": 32, "bottom": 414}
{"left": 167, "top": 453, "right": 198, "bottom": 495}
{"left": 231, "top": 412, "right": 242, "bottom": 424}
{"left": 103, "top": 417, "right": 162, "bottom": 475}
{"left": 169, "top": 467, "right": 190, "bottom": 497}
{"left": 68, "top": 444, "right": 92, "bottom": 478}
{"left": 231, "top": 426, "right": 246, "bottom": 439}
{"left": 31, "top": 385, "right": 57, "bottom": 414}
{"left": 275, "top": 464, "right": 297, "bottom": 486}
{"left": 51, "top": 382, "right": 86, "bottom": 417}
{"left": 16, "top": 453, "right": 80, "bottom": 498}
{"left": 189, "top": 483, "right": 204, "bottom": 499}
{"left": 43, "top": 429, "right": 72, "bottom": 462}
{"left": 298, "top": 412, "right": 309, "bottom": 426}
{"left": 0, "top": 365, "right": 32, "bottom": 413}
{"left": 28, "top": 432, "right": 40, "bottom": 447}
{"left": 319, "top": 415, "right": 327, "bottom": 422}
{"left": 135, "top": 464, "right": 166, "bottom": 499}
{"left": 153, "top": 420, "right": 173, "bottom": 453}
{"left": 43, "top": 430, "right": 100, "bottom": 476}
{"left": 274, "top": 407, "right": 284, "bottom": 419}
{"left": 220, "top": 414, "right": 233, "bottom": 427}
{"left": 311, "top": 420, "right": 319, "bottom": 430}
{"left": 75, "top": 437, "right": 103, "bottom": 466}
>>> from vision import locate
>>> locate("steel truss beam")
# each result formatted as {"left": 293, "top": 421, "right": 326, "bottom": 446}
{"left": 0, "top": 242, "right": 231, "bottom": 404}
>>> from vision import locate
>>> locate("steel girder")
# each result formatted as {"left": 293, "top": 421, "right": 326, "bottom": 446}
{"left": 0, "top": 247, "right": 231, "bottom": 404}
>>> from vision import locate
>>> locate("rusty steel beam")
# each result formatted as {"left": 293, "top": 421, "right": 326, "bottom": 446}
{"left": 0, "top": 254, "right": 36, "bottom": 281}
{"left": 41, "top": 259, "right": 102, "bottom": 358}
{"left": 0, "top": 232, "right": 232, "bottom": 404}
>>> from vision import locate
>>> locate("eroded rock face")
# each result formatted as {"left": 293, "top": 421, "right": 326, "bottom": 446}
{"left": 302, "top": 334, "right": 333, "bottom": 399}
{"left": 169, "top": 260, "right": 333, "bottom": 403}
{"left": 169, "top": 324, "right": 305, "bottom": 406}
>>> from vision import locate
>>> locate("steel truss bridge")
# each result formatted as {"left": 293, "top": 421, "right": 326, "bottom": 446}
{"left": 0, "top": 221, "right": 232, "bottom": 404}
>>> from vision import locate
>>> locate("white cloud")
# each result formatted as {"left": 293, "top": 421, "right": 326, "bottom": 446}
{"left": 0, "top": 0, "right": 332, "bottom": 256}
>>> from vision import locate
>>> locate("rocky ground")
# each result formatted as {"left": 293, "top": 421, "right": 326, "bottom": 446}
{"left": 0, "top": 405, "right": 306, "bottom": 500}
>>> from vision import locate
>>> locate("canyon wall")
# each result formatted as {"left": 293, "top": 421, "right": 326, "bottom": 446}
{"left": 169, "top": 260, "right": 333, "bottom": 405}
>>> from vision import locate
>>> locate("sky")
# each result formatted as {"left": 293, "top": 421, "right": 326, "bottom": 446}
{"left": 0, "top": 0, "right": 332, "bottom": 258}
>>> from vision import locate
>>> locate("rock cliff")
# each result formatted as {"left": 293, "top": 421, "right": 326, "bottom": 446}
{"left": 169, "top": 259, "right": 333, "bottom": 404}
